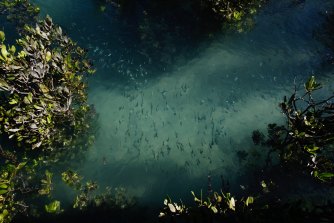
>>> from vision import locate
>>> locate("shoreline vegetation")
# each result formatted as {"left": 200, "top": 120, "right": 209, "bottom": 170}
{"left": 0, "top": 0, "right": 334, "bottom": 222}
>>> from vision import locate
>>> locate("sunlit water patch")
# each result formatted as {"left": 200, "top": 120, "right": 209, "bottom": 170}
{"left": 32, "top": 0, "right": 334, "bottom": 212}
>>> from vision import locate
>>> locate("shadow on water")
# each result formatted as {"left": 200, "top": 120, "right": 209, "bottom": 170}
{"left": 32, "top": 0, "right": 220, "bottom": 84}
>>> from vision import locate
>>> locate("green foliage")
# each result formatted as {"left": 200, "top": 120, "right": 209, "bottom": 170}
{"left": 0, "top": 1, "right": 98, "bottom": 222}
{"left": 0, "top": 161, "right": 28, "bottom": 223}
{"left": 0, "top": 157, "right": 58, "bottom": 222}
{"left": 209, "top": 0, "right": 265, "bottom": 22}
{"left": 279, "top": 77, "right": 334, "bottom": 182}
{"left": 61, "top": 170, "right": 82, "bottom": 189}
{"left": 0, "top": 15, "right": 95, "bottom": 152}
{"left": 159, "top": 190, "right": 254, "bottom": 220}
{"left": 109, "top": 187, "right": 136, "bottom": 209}
{"left": 72, "top": 186, "right": 135, "bottom": 211}
{"left": 253, "top": 76, "right": 334, "bottom": 184}
{"left": 44, "top": 200, "right": 62, "bottom": 214}
{"left": 0, "top": 32, "right": 4, "bottom": 43}
{"left": 38, "top": 170, "right": 53, "bottom": 196}
{"left": 0, "top": 0, "right": 40, "bottom": 29}
{"left": 61, "top": 170, "right": 135, "bottom": 210}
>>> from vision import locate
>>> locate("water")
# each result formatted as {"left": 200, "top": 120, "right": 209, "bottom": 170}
{"left": 30, "top": 0, "right": 334, "bottom": 220}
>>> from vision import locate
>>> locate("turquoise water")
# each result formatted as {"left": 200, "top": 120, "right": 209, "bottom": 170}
{"left": 30, "top": 0, "right": 334, "bottom": 220}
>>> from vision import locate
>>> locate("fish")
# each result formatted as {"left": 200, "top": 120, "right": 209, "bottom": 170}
{"left": 102, "top": 156, "right": 107, "bottom": 165}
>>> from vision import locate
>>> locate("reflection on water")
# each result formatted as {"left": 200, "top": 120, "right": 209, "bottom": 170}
{"left": 33, "top": 0, "right": 334, "bottom": 208}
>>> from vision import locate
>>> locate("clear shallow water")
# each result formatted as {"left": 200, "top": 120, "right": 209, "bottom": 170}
{"left": 32, "top": 0, "right": 334, "bottom": 212}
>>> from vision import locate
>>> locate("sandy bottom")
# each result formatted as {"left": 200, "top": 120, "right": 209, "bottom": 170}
{"left": 81, "top": 43, "right": 319, "bottom": 204}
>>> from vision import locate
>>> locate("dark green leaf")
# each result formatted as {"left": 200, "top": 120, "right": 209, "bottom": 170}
{"left": 0, "top": 189, "right": 8, "bottom": 195}
{"left": 0, "top": 31, "right": 5, "bottom": 42}
{"left": 0, "top": 78, "right": 10, "bottom": 91}
{"left": 45, "top": 200, "right": 61, "bottom": 214}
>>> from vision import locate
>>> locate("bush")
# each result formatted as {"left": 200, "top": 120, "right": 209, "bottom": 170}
{"left": 0, "top": 16, "right": 95, "bottom": 153}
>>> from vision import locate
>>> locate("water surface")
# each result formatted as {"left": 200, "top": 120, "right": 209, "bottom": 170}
{"left": 32, "top": 0, "right": 334, "bottom": 214}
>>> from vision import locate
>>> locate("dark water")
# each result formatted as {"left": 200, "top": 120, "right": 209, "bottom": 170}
{"left": 28, "top": 0, "right": 334, "bottom": 221}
